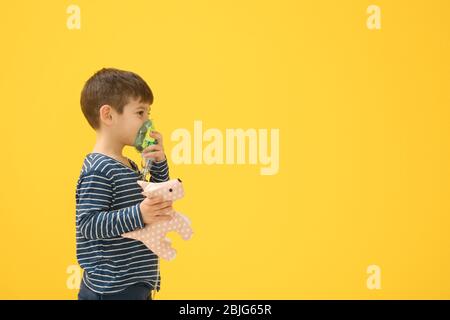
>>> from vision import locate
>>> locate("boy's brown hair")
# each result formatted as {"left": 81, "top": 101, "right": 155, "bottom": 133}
{"left": 80, "top": 68, "right": 154, "bottom": 130}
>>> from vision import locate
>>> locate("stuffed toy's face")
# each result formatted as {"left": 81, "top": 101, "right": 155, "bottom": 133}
{"left": 137, "top": 178, "right": 184, "bottom": 201}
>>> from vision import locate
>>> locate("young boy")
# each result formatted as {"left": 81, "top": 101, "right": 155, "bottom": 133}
{"left": 76, "top": 68, "right": 173, "bottom": 300}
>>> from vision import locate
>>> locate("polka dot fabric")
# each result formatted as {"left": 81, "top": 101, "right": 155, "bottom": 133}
{"left": 121, "top": 178, "right": 193, "bottom": 261}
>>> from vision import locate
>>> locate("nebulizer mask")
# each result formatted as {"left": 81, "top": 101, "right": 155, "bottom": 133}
{"left": 133, "top": 119, "right": 158, "bottom": 182}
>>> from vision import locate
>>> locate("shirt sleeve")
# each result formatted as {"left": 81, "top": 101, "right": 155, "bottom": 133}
{"left": 76, "top": 170, "right": 145, "bottom": 240}
{"left": 149, "top": 156, "right": 170, "bottom": 183}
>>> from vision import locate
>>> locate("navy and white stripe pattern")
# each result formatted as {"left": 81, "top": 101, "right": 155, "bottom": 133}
{"left": 75, "top": 152, "right": 170, "bottom": 295}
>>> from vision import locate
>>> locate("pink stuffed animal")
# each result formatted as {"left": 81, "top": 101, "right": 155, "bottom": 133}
{"left": 122, "top": 178, "right": 193, "bottom": 261}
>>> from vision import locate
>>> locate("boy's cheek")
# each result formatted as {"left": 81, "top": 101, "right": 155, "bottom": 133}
{"left": 124, "top": 129, "right": 137, "bottom": 146}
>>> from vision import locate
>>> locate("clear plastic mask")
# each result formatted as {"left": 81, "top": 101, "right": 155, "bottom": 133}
{"left": 134, "top": 119, "right": 157, "bottom": 152}
{"left": 134, "top": 119, "right": 158, "bottom": 181}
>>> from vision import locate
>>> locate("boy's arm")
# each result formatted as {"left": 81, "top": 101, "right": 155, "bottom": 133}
{"left": 76, "top": 171, "right": 144, "bottom": 240}
{"left": 149, "top": 155, "right": 170, "bottom": 183}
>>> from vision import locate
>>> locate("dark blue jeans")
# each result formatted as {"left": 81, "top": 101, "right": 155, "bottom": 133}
{"left": 78, "top": 279, "right": 153, "bottom": 300}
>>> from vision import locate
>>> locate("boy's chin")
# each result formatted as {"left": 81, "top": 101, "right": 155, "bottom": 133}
{"left": 122, "top": 140, "right": 137, "bottom": 149}
{"left": 127, "top": 142, "right": 138, "bottom": 149}
{"left": 125, "top": 136, "right": 138, "bottom": 148}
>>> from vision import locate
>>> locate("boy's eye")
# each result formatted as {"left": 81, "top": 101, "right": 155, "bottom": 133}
{"left": 138, "top": 111, "right": 151, "bottom": 118}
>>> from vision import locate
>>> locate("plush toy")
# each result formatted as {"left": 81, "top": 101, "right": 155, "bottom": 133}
{"left": 122, "top": 178, "right": 193, "bottom": 261}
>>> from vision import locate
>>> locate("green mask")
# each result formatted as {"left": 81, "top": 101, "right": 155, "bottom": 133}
{"left": 134, "top": 119, "right": 158, "bottom": 181}
{"left": 134, "top": 119, "right": 157, "bottom": 152}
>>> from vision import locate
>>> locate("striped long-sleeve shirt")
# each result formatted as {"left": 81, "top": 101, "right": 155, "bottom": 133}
{"left": 75, "top": 152, "right": 170, "bottom": 295}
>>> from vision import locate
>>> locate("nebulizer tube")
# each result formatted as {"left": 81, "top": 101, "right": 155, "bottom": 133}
{"left": 133, "top": 119, "right": 160, "bottom": 299}
{"left": 142, "top": 156, "right": 153, "bottom": 182}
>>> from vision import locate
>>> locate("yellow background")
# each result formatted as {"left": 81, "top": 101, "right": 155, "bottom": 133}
{"left": 0, "top": 0, "right": 449, "bottom": 299}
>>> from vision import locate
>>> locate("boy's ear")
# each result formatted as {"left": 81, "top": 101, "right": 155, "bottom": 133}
{"left": 99, "top": 104, "right": 114, "bottom": 125}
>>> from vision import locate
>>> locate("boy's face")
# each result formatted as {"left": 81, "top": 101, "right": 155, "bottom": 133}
{"left": 113, "top": 97, "right": 151, "bottom": 146}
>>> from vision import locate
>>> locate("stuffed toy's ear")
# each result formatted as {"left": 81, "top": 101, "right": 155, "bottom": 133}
{"left": 137, "top": 180, "right": 150, "bottom": 190}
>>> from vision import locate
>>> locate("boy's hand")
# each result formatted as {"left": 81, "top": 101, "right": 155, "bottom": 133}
{"left": 142, "top": 131, "right": 166, "bottom": 162}
{"left": 139, "top": 194, "right": 173, "bottom": 225}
